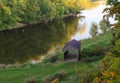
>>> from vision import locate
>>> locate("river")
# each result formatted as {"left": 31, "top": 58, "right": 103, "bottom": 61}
{"left": 0, "top": 0, "right": 113, "bottom": 64}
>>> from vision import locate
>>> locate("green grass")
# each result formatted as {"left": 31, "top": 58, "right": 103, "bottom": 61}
{"left": 0, "top": 62, "right": 98, "bottom": 83}
{"left": 0, "top": 31, "right": 113, "bottom": 83}
{"left": 81, "top": 30, "right": 113, "bottom": 50}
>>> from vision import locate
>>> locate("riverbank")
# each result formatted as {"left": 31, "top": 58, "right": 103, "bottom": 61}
{"left": 12, "top": 14, "right": 80, "bottom": 30}
{"left": 0, "top": 30, "right": 113, "bottom": 83}
{"left": 0, "top": 0, "right": 82, "bottom": 31}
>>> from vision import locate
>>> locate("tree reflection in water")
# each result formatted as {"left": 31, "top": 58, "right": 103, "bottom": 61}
{"left": 0, "top": 16, "right": 78, "bottom": 64}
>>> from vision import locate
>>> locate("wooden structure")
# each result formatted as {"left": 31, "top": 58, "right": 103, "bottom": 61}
{"left": 63, "top": 39, "right": 81, "bottom": 61}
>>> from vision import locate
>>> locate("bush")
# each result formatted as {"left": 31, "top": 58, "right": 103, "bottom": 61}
{"left": 89, "top": 22, "right": 98, "bottom": 37}
{"left": 99, "top": 19, "right": 111, "bottom": 33}
{"left": 80, "top": 45, "right": 108, "bottom": 62}
{"left": 43, "top": 71, "right": 66, "bottom": 83}
{"left": 42, "top": 50, "right": 64, "bottom": 63}
{"left": 92, "top": 53, "right": 120, "bottom": 83}
{"left": 82, "top": 55, "right": 104, "bottom": 62}
{"left": 51, "top": 78, "right": 59, "bottom": 83}
{"left": 111, "top": 28, "right": 120, "bottom": 57}
{"left": 81, "top": 46, "right": 105, "bottom": 57}
{"left": 55, "top": 71, "right": 66, "bottom": 80}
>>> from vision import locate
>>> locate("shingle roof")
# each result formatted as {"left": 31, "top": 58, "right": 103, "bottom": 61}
{"left": 63, "top": 39, "right": 81, "bottom": 51}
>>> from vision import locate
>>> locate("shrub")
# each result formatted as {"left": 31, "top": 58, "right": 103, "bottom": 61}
{"left": 42, "top": 50, "right": 64, "bottom": 63}
{"left": 51, "top": 78, "right": 59, "bottom": 83}
{"left": 82, "top": 55, "right": 104, "bottom": 62}
{"left": 55, "top": 71, "right": 66, "bottom": 80}
{"left": 89, "top": 22, "right": 98, "bottom": 37}
{"left": 80, "top": 45, "right": 110, "bottom": 62}
{"left": 81, "top": 46, "right": 105, "bottom": 57}
{"left": 25, "top": 77, "right": 37, "bottom": 83}
{"left": 43, "top": 75, "right": 52, "bottom": 83}
{"left": 99, "top": 19, "right": 111, "bottom": 33}
{"left": 111, "top": 28, "right": 120, "bottom": 57}
{"left": 43, "top": 71, "right": 66, "bottom": 83}
{"left": 92, "top": 53, "right": 120, "bottom": 83}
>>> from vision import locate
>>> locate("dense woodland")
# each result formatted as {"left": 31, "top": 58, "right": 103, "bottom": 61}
{"left": 0, "top": 0, "right": 81, "bottom": 30}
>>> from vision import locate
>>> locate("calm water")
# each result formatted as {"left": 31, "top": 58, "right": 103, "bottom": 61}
{"left": 72, "top": 0, "right": 109, "bottom": 40}
{"left": 0, "top": 0, "right": 112, "bottom": 64}
{"left": 72, "top": 0, "right": 115, "bottom": 40}
{"left": 0, "top": 17, "right": 78, "bottom": 64}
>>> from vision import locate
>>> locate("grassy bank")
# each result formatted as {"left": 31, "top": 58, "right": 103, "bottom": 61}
{"left": 0, "top": 62, "right": 98, "bottom": 83}
{"left": 81, "top": 30, "right": 113, "bottom": 50}
{"left": 0, "top": 31, "right": 113, "bottom": 83}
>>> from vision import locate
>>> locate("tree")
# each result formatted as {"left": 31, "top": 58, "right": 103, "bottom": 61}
{"left": 99, "top": 19, "right": 111, "bottom": 33}
{"left": 89, "top": 22, "right": 98, "bottom": 37}
{"left": 103, "top": 0, "right": 120, "bottom": 56}
{"left": 0, "top": 0, "right": 82, "bottom": 30}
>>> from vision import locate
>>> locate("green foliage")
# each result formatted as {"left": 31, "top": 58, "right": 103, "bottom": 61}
{"left": 89, "top": 22, "right": 98, "bottom": 37}
{"left": 107, "top": 0, "right": 120, "bottom": 5}
{"left": 92, "top": 53, "right": 120, "bottom": 83}
{"left": 0, "top": 1, "right": 16, "bottom": 30}
{"left": 0, "top": 0, "right": 82, "bottom": 30}
{"left": 81, "top": 44, "right": 107, "bottom": 62}
{"left": 81, "top": 30, "right": 112, "bottom": 62}
{"left": 42, "top": 50, "right": 64, "bottom": 63}
{"left": 104, "top": 0, "right": 120, "bottom": 57}
{"left": 111, "top": 28, "right": 120, "bottom": 56}
{"left": 99, "top": 19, "right": 111, "bottom": 33}
{"left": 81, "top": 48, "right": 105, "bottom": 62}
{"left": 81, "top": 46, "right": 105, "bottom": 57}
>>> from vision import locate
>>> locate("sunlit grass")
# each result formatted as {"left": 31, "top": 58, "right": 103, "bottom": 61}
{"left": 81, "top": 30, "right": 113, "bottom": 50}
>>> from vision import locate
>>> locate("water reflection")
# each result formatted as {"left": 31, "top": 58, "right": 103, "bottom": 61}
{"left": 77, "top": 0, "right": 106, "bottom": 10}
{"left": 0, "top": 0, "right": 114, "bottom": 64}
{"left": 72, "top": 0, "right": 107, "bottom": 40}
{"left": 0, "top": 17, "right": 78, "bottom": 64}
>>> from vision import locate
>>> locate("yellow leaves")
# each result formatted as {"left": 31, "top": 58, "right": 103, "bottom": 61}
{"left": 102, "top": 71, "right": 115, "bottom": 79}
{"left": 2, "top": 6, "right": 11, "bottom": 15}
{"left": 65, "top": 0, "right": 76, "bottom": 7}
{"left": 51, "top": 78, "right": 59, "bottom": 83}
{"left": 19, "top": 0, "right": 25, "bottom": 3}
{"left": 13, "top": 0, "right": 26, "bottom": 4}
{"left": 14, "top": 0, "right": 26, "bottom": 3}
{"left": 110, "top": 72, "right": 115, "bottom": 78}
{"left": 93, "top": 76, "right": 101, "bottom": 83}
{"left": 93, "top": 71, "right": 114, "bottom": 83}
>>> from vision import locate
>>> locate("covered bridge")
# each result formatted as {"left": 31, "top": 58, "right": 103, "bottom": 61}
{"left": 63, "top": 39, "right": 81, "bottom": 61}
